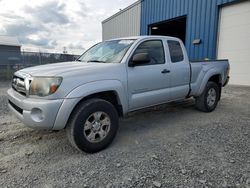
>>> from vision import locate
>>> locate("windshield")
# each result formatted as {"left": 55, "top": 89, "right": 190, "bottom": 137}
{"left": 77, "top": 39, "right": 135, "bottom": 63}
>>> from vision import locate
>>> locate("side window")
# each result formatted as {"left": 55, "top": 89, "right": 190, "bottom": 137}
{"left": 133, "top": 40, "right": 165, "bottom": 65}
{"left": 167, "top": 40, "right": 184, "bottom": 63}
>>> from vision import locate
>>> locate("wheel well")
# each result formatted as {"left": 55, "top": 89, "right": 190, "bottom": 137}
{"left": 208, "top": 74, "right": 222, "bottom": 100}
{"left": 73, "top": 91, "right": 123, "bottom": 117}
{"left": 208, "top": 75, "right": 222, "bottom": 86}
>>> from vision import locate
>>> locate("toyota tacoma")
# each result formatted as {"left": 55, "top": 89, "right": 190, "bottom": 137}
{"left": 8, "top": 36, "right": 230, "bottom": 153}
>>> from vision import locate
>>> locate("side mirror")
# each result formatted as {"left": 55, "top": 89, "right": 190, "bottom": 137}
{"left": 129, "top": 53, "right": 151, "bottom": 67}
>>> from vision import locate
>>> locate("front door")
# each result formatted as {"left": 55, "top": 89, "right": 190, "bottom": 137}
{"left": 127, "top": 39, "right": 171, "bottom": 110}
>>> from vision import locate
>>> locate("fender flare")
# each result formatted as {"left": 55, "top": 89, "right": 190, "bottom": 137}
{"left": 66, "top": 79, "right": 128, "bottom": 111}
{"left": 197, "top": 69, "right": 222, "bottom": 96}
{"left": 52, "top": 80, "right": 128, "bottom": 130}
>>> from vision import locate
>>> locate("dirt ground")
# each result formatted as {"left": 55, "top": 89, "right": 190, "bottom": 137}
{"left": 0, "top": 81, "right": 249, "bottom": 188}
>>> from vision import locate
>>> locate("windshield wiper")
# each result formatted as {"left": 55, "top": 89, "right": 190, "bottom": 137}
{"left": 87, "top": 60, "right": 106, "bottom": 63}
{"left": 75, "top": 59, "right": 82, "bottom": 62}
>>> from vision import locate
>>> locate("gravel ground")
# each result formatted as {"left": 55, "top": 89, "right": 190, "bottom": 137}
{"left": 0, "top": 81, "right": 249, "bottom": 188}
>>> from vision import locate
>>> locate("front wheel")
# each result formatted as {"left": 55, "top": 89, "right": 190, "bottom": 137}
{"left": 195, "top": 81, "right": 220, "bottom": 112}
{"left": 66, "top": 98, "right": 119, "bottom": 153}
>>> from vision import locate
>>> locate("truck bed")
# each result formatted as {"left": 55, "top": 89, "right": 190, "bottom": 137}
{"left": 189, "top": 59, "right": 230, "bottom": 96}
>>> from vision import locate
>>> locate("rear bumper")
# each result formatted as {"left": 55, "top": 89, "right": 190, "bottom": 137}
{"left": 223, "top": 76, "right": 230, "bottom": 87}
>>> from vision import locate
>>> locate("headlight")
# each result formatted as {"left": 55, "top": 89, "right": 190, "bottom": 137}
{"left": 29, "top": 77, "right": 62, "bottom": 97}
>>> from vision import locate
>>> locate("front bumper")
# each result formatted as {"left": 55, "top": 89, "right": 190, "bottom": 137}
{"left": 7, "top": 88, "right": 64, "bottom": 130}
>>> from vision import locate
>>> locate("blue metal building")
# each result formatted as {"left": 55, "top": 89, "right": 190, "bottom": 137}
{"left": 103, "top": 0, "right": 250, "bottom": 85}
{"left": 140, "top": 0, "right": 238, "bottom": 60}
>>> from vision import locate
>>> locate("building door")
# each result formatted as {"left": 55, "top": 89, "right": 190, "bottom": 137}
{"left": 150, "top": 16, "right": 187, "bottom": 44}
{"left": 217, "top": 1, "right": 250, "bottom": 86}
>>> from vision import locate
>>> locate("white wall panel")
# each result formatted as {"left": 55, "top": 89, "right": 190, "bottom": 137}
{"left": 218, "top": 1, "right": 250, "bottom": 85}
{"left": 102, "top": 1, "right": 141, "bottom": 40}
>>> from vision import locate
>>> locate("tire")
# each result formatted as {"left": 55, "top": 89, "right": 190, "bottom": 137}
{"left": 66, "top": 98, "right": 119, "bottom": 153}
{"left": 195, "top": 81, "right": 220, "bottom": 112}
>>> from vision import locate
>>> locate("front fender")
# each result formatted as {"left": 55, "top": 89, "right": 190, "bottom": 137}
{"left": 52, "top": 80, "right": 128, "bottom": 130}
{"left": 69, "top": 78, "right": 124, "bottom": 95}
{"left": 66, "top": 79, "right": 128, "bottom": 112}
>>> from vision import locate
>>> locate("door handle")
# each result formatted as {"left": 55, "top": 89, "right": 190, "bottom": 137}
{"left": 161, "top": 69, "right": 170, "bottom": 74}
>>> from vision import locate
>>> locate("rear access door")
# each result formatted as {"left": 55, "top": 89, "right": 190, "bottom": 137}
{"left": 165, "top": 39, "right": 191, "bottom": 100}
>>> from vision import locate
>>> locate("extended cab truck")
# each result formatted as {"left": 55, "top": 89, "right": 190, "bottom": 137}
{"left": 7, "top": 36, "right": 230, "bottom": 153}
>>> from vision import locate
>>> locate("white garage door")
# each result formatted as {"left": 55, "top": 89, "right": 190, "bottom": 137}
{"left": 217, "top": 0, "right": 250, "bottom": 86}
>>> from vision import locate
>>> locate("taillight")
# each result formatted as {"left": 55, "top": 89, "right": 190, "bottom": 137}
{"left": 227, "top": 67, "right": 230, "bottom": 76}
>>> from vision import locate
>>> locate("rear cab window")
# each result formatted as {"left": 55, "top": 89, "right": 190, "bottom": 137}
{"left": 167, "top": 40, "right": 184, "bottom": 63}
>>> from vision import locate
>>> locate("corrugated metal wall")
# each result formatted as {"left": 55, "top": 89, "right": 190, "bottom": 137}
{"left": 0, "top": 45, "right": 21, "bottom": 64}
{"left": 140, "top": 0, "right": 238, "bottom": 60}
{"left": 102, "top": 1, "right": 141, "bottom": 40}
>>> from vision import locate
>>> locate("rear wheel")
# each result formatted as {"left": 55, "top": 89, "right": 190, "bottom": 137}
{"left": 66, "top": 98, "right": 119, "bottom": 153}
{"left": 195, "top": 81, "right": 220, "bottom": 112}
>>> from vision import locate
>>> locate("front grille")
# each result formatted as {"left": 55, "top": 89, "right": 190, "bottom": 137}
{"left": 12, "top": 76, "right": 26, "bottom": 96}
{"left": 9, "top": 100, "right": 23, "bottom": 114}
{"left": 12, "top": 72, "right": 31, "bottom": 96}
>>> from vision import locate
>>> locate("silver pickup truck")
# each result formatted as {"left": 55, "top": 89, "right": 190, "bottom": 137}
{"left": 7, "top": 36, "right": 230, "bottom": 153}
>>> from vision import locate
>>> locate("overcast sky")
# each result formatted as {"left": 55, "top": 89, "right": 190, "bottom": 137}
{"left": 0, "top": 0, "right": 137, "bottom": 54}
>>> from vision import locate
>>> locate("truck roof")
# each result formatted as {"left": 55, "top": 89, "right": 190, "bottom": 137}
{"left": 106, "top": 35, "right": 180, "bottom": 41}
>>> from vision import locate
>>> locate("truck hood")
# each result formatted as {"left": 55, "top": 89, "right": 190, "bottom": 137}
{"left": 15, "top": 61, "right": 126, "bottom": 100}
{"left": 19, "top": 61, "right": 115, "bottom": 77}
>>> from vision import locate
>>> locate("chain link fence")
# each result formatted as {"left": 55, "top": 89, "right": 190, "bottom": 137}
{"left": 0, "top": 51, "right": 80, "bottom": 80}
